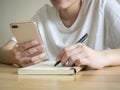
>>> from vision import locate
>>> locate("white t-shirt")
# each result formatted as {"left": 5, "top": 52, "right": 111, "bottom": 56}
{"left": 13, "top": 0, "right": 120, "bottom": 61}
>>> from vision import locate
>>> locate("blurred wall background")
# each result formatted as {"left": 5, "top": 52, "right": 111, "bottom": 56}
{"left": 0, "top": 0, "right": 120, "bottom": 46}
{"left": 0, "top": 0, "right": 50, "bottom": 46}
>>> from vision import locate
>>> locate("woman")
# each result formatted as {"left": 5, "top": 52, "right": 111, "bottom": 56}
{"left": 0, "top": 0, "right": 120, "bottom": 69}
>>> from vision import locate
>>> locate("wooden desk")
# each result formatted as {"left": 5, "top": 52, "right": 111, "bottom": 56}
{"left": 0, "top": 64, "right": 120, "bottom": 90}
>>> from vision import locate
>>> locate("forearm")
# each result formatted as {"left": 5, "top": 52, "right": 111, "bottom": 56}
{"left": 0, "top": 40, "right": 16, "bottom": 65}
{"left": 102, "top": 49, "right": 120, "bottom": 67}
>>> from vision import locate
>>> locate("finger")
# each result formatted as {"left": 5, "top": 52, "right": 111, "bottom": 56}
{"left": 61, "top": 46, "right": 83, "bottom": 65}
{"left": 17, "top": 57, "right": 32, "bottom": 67}
{"left": 30, "top": 52, "right": 47, "bottom": 62}
{"left": 19, "top": 52, "right": 46, "bottom": 67}
{"left": 76, "top": 43, "right": 85, "bottom": 48}
{"left": 68, "top": 54, "right": 79, "bottom": 64}
{"left": 61, "top": 43, "right": 83, "bottom": 52}
{"left": 19, "top": 40, "right": 39, "bottom": 51}
{"left": 22, "top": 45, "right": 44, "bottom": 57}
{"left": 56, "top": 42, "right": 85, "bottom": 62}
{"left": 56, "top": 50, "right": 64, "bottom": 61}
{"left": 20, "top": 61, "right": 35, "bottom": 67}
{"left": 61, "top": 55, "right": 68, "bottom": 66}
{"left": 56, "top": 44, "right": 79, "bottom": 60}
{"left": 68, "top": 58, "right": 74, "bottom": 66}
{"left": 64, "top": 43, "right": 83, "bottom": 51}
{"left": 13, "top": 44, "right": 22, "bottom": 55}
{"left": 74, "top": 60, "right": 81, "bottom": 66}
{"left": 71, "top": 54, "right": 89, "bottom": 66}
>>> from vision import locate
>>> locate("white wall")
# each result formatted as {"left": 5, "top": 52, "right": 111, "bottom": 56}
{"left": 0, "top": 0, "right": 120, "bottom": 47}
{"left": 118, "top": 0, "right": 120, "bottom": 3}
{"left": 0, "top": 0, "right": 50, "bottom": 47}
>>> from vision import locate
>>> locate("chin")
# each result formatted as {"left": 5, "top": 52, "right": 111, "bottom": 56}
{"left": 52, "top": 3, "right": 69, "bottom": 10}
{"left": 50, "top": 0, "right": 68, "bottom": 10}
{"left": 55, "top": 5, "right": 67, "bottom": 10}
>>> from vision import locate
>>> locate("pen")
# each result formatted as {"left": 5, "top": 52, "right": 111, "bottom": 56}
{"left": 54, "top": 33, "right": 88, "bottom": 67}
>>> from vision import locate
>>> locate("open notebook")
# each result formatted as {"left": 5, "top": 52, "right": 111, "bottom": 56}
{"left": 18, "top": 61, "right": 84, "bottom": 75}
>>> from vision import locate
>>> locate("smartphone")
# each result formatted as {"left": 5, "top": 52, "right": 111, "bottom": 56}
{"left": 10, "top": 22, "right": 43, "bottom": 44}
{"left": 10, "top": 22, "right": 48, "bottom": 60}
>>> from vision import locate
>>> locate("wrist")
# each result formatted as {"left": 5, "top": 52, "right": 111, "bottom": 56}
{"left": 98, "top": 50, "right": 111, "bottom": 67}
{"left": 99, "top": 49, "right": 120, "bottom": 67}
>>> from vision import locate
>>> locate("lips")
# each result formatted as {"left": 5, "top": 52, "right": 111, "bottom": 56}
{"left": 52, "top": 0, "right": 62, "bottom": 4}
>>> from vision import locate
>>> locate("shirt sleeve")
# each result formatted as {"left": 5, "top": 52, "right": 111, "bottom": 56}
{"left": 11, "top": 37, "right": 17, "bottom": 42}
{"left": 31, "top": 4, "right": 49, "bottom": 22}
{"left": 105, "top": 0, "right": 120, "bottom": 49}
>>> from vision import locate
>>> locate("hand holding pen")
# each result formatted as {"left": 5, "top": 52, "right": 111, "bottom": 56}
{"left": 54, "top": 33, "right": 88, "bottom": 67}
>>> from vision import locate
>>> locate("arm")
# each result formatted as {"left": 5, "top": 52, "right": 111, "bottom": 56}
{"left": 102, "top": 49, "right": 120, "bottom": 67}
{"left": 56, "top": 43, "right": 120, "bottom": 69}
{"left": 0, "top": 40, "right": 16, "bottom": 65}
{"left": 0, "top": 40, "right": 47, "bottom": 67}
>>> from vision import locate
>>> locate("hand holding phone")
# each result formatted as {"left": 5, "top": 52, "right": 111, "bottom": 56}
{"left": 10, "top": 22, "right": 48, "bottom": 67}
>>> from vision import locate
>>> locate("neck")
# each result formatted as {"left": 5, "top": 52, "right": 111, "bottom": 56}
{"left": 59, "top": 0, "right": 82, "bottom": 27}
